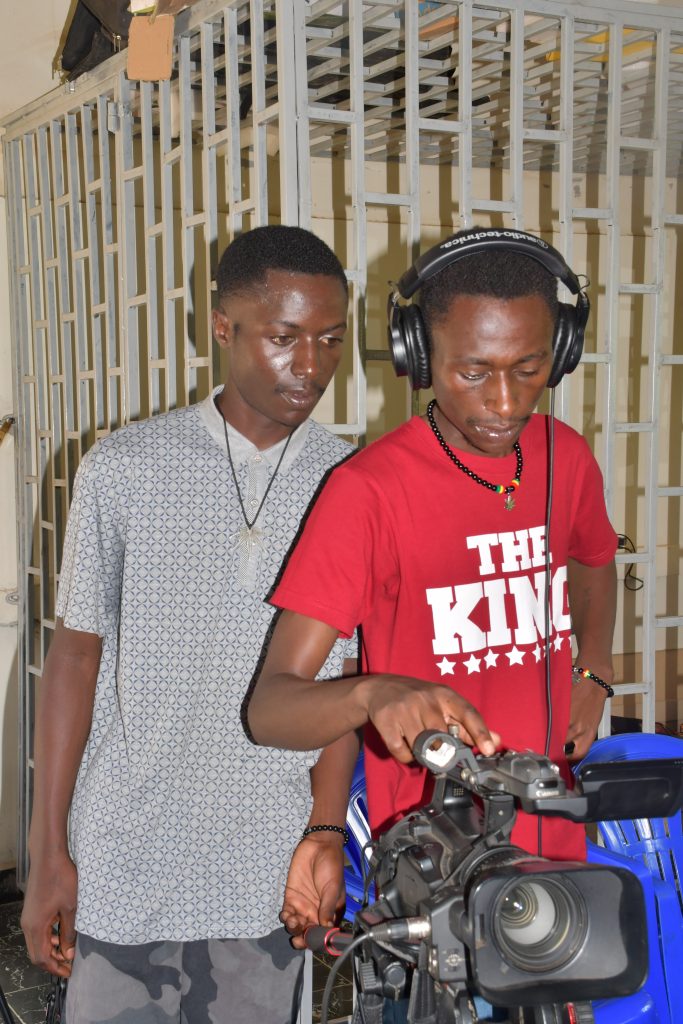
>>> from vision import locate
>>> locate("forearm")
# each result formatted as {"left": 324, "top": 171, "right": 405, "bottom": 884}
{"left": 308, "top": 730, "right": 361, "bottom": 828}
{"left": 568, "top": 558, "right": 617, "bottom": 680}
{"left": 29, "top": 624, "right": 101, "bottom": 856}
{"left": 249, "top": 670, "right": 373, "bottom": 749}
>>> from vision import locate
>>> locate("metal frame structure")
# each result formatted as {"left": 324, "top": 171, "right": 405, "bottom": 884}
{"left": 3, "top": 0, "right": 682, "bottom": 893}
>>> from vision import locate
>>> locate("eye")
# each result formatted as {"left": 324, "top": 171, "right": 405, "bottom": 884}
{"left": 461, "top": 371, "right": 486, "bottom": 382}
{"left": 321, "top": 335, "right": 344, "bottom": 348}
{"left": 271, "top": 335, "right": 295, "bottom": 346}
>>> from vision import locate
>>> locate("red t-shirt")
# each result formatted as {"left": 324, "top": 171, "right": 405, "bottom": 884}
{"left": 273, "top": 414, "right": 617, "bottom": 860}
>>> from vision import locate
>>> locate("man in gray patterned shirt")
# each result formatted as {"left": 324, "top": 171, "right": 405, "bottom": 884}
{"left": 21, "top": 225, "right": 359, "bottom": 1023}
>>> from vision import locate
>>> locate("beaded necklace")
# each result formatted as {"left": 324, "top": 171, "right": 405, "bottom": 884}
{"left": 426, "top": 399, "right": 523, "bottom": 511}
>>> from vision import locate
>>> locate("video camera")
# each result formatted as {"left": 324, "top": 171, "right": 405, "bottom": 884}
{"left": 323, "top": 728, "right": 683, "bottom": 1024}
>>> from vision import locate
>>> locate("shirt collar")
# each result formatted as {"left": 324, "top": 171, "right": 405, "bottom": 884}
{"left": 198, "top": 385, "right": 310, "bottom": 471}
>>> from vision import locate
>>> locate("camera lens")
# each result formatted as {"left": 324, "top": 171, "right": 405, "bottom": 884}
{"left": 493, "top": 877, "right": 587, "bottom": 971}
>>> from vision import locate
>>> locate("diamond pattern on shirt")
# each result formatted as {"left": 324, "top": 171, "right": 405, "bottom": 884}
{"left": 56, "top": 394, "right": 356, "bottom": 943}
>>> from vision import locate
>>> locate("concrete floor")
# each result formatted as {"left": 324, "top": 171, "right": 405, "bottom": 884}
{"left": 0, "top": 900, "right": 51, "bottom": 1024}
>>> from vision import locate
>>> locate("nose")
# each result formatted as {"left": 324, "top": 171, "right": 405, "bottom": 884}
{"left": 291, "top": 338, "right": 320, "bottom": 380}
{"left": 484, "top": 374, "right": 518, "bottom": 417}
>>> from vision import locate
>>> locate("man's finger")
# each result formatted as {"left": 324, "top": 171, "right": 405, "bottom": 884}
{"left": 454, "top": 705, "right": 498, "bottom": 756}
{"left": 317, "top": 882, "right": 342, "bottom": 928}
{"left": 58, "top": 915, "right": 77, "bottom": 961}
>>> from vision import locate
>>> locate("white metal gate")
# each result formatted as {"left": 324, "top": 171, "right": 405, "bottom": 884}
{"left": 3, "top": 0, "right": 682, "bottom": 884}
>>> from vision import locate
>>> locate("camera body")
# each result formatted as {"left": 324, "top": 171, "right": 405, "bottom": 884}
{"left": 351, "top": 731, "right": 683, "bottom": 1021}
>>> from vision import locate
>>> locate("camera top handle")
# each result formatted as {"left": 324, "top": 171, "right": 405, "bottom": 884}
{"left": 413, "top": 729, "right": 683, "bottom": 824}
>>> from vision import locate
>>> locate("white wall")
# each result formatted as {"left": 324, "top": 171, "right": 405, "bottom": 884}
{"left": 0, "top": 0, "right": 72, "bottom": 869}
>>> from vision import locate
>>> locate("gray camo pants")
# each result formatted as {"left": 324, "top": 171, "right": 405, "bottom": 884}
{"left": 65, "top": 929, "right": 304, "bottom": 1023}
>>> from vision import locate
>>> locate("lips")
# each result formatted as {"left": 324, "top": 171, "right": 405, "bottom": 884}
{"left": 473, "top": 422, "right": 522, "bottom": 439}
{"left": 279, "top": 387, "right": 321, "bottom": 409}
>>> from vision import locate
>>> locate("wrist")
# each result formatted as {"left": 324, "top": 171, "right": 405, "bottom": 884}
{"left": 573, "top": 654, "right": 614, "bottom": 685}
{"left": 572, "top": 665, "right": 614, "bottom": 699}
{"left": 352, "top": 675, "right": 377, "bottom": 723}
{"left": 28, "top": 824, "right": 70, "bottom": 859}
{"left": 301, "top": 824, "right": 349, "bottom": 846}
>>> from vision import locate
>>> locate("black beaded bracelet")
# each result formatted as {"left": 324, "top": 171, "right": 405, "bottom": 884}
{"left": 572, "top": 665, "right": 615, "bottom": 699}
{"left": 302, "top": 824, "right": 350, "bottom": 845}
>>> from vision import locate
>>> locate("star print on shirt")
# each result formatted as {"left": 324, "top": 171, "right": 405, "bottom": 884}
{"left": 553, "top": 635, "right": 564, "bottom": 652}
{"left": 484, "top": 649, "right": 499, "bottom": 669}
{"left": 532, "top": 644, "right": 543, "bottom": 662}
{"left": 506, "top": 646, "right": 525, "bottom": 666}
{"left": 464, "top": 654, "right": 482, "bottom": 674}
{"left": 437, "top": 657, "right": 455, "bottom": 675}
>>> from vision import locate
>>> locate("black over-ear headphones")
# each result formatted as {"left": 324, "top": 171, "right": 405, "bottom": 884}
{"left": 387, "top": 228, "right": 590, "bottom": 390}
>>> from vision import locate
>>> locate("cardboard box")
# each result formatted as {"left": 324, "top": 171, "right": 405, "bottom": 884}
{"left": 126, "top": 13, "right": 175, "bottom": 81}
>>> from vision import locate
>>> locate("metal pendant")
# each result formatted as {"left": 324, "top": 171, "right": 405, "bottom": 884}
{"left": 504, "top": 494, "right": 515, "bottom": 511}
{"left": 237, "top": 524, "right": 264, "bottom": 559}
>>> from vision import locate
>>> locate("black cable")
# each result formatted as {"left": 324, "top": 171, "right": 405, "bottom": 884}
{"left": 539, "top": 391, "right": 556, "bottom": 857}
{"left": 321, "top": 934, "right": 370, "bottom": 1024}
{"left": 617, "top": 533, "right": 643, "bottom": 591}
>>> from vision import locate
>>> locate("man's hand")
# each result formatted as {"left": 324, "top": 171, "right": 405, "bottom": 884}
{"left": 281, "top": 835, "right": 346, "bottom": 948}
{"left": 565, "top": 677, "right": 608, "bottom": 761}
{"left": 250, "top": 613, "right": 499, "bottom": 757}
{"left": 363, "top": 675, "right": 500, "bottom": 763}
{"left": 21, "top": 851, "right": 78, "bottom": 977}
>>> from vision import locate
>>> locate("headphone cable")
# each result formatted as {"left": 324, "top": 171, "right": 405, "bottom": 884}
{"left": 539, "top": 390, "right": 556, "bottom": 856}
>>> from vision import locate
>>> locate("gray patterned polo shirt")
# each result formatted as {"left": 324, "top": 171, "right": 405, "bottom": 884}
{"left": 56, "top": 388, "right": 356, "bottom": 943}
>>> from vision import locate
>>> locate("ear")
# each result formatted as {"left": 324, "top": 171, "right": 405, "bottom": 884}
{"left": 212, "top": 307, "right": 236, "bottom": 350}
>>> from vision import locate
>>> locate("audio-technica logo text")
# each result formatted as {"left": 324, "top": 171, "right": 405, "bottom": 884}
{"left": 439, "top": 230, "right": 550, "bottom": 253}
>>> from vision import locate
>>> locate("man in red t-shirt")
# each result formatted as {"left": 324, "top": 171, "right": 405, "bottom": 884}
{"left": 248, "top": 229, "right": 617, "bottom": 942}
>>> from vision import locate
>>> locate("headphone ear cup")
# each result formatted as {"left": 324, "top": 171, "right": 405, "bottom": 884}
{"left": 388, "top": 303, "right": 432, "bottom": 390}
{"left": 548, "top": 303, "right": 584, "bottom": 388}
{"left": 402, "top": 304, "right": 432, "bottom": 390}
{"left": 388, "top": 302, "right": 410, "bottom": 378}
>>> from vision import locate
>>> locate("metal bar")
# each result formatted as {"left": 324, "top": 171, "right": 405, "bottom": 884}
{"left": 159, "top": 78, "right": 178, "bottom": 411}
{"left": 200, "top": 20, "right": 218, "bottom": 393}
{"left": 276, "top": 0, "right": 302, "bottom": 224}
{"left": 509, "top": 6, "right": 524, "bottom": 227}
{"left": 602, "top": 19, "right": 621, "bottom": 528}
{"left": 641, "top": 25, "right": 670, "bottom": 734}
{"left": 140, "top": 82, "right": 160, "bottom": 415}
{"left": 116, "top": 73, "right": 136, "bottom": 424}
{"left": 554, "top": 10, "right": 576, "bottom": 447}
{"left": 250, "top": 0, "right": 269, "bottom": 225}
{"left": 459, "top": 2, "right": 474, "bottom": 225}
{"left": 348, "top": 0, "right": 368, "bottom": 436}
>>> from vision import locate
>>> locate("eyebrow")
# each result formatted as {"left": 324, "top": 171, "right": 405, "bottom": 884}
{"left": 269, "top": 319, "right": 347, "bottom": 333}
{"left": 459, "top": 350, "right": 549, "bottom": 366}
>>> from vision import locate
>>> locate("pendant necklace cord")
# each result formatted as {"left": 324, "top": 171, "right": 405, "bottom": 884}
{"left": 221, "top": 414, "right": 294, "bottom": 529}
{"left": 426, "top": 399, "right": 523, "bottom": 509}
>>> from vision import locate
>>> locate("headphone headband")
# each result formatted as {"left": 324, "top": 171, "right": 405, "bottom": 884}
{"left": 397, "top": 229, "right": 583, "bottom": 300}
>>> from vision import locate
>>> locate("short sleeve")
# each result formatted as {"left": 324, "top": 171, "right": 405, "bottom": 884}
{"left": 568, "top": 438, "right": 618, "bottom": 566}
{"left": 272, "top": 466, "right": 392, "bottom": 638}
{"left": 56, "top": 446, "right": 127, "bottom": 638}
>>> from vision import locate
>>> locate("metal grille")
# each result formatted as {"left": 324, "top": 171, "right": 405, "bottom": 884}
{"left": 3, "top": 0, "right": 682, "bottom": 886}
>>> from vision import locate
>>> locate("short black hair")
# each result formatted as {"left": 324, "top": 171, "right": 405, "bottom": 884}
{"left": 216, "top": 225, "right": 348, "bottom": 302}
{"left": 420, "top": 227, "right": 559, "bottom": 331}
